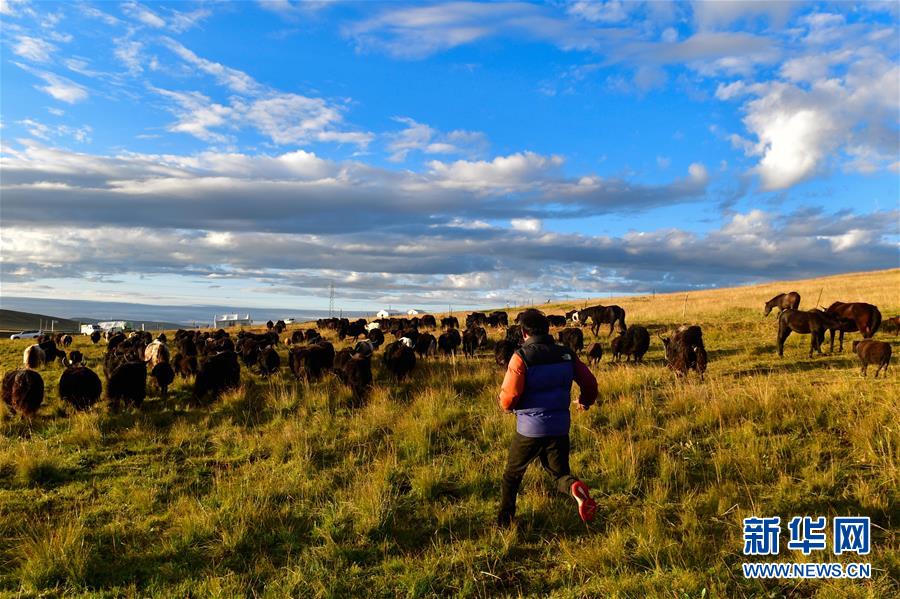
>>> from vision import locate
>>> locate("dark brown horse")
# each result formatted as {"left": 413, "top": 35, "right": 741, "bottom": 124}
{"left": 574, "top": 304, "right": 626, "bottom": 337}
{"left": 824, "top": 301, "right": 882, "bottom": 352}
{"left": 777, "top": 309, "right": 843, "bottom": 358}
{"left": 764, "top": 291, "right": 801, "bottom": 316}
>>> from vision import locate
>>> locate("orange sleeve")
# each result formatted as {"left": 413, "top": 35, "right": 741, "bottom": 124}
{"left": 498, "top": 353, "right": 526, "bottom": 411}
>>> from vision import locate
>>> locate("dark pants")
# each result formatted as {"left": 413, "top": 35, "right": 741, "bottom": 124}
{"left": 499, "top": 432, "right": 577, "bottom": 521}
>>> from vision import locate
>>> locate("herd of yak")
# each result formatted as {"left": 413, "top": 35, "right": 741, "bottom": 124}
{"left": 2, "top": 293, "right": 896, "bottom": 418}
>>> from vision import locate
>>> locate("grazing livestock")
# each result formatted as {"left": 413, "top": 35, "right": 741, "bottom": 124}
{"left": 777, "top": 309, "right": 841, "bottom": 358}
{"left": 291, "top": 330, "right": 305, "bottom": 344}
{"left": 882, "top": 316, "right": 900, "bottom": 335}
{"left": 258, "top": 346, "right": 280, "bottom": 376}
{"left": 367, "top": 328, "right": 385, "bottom": 349}
{"left": 23, "top": 345, "right": 45, "bottom": 369}
{"left": 107, "top": 361, "right": 147, "bottom": 408}
{"left": 421, "top": 315, "right": 437, "bottom": 329}
{"left": 463, "top": 326, "right": 488, "bottom": 358}
{"left": 505, "top": 325, "right": 523, "bottom": 343}
{"left": 764, "top": 292, "right": 801, "bottom": 316}
{"left": 289, "top": 342, "right": 335, "bottom": 381}
{"left": 494, "top": 339, "right": 519, "bottom": 367}
{"left": 441, "top": 316, "right": 459, "bottom": 330}
{"left": 574, "top": 305, "right": 627, "bottom": 337}
{"left": 2, "top": 369, "right": 44, "bottom": 416}
{"left": 193, "top": 351, "right": 241, "bottom": 402}
{"left": 852, "top": 340, "right": 892, "bottom": 377}
{"left": 173, "top": 353, "right": 198, "bottom": 378}
{"left": 334, "top": 348, "right": 373, "bottom": 403}
{"left": 438, "top": 329, "right": 462, "bottom": 357}
{"left": 557, "top": 327, "right": 584, "bottom": 353}
{"left": 266, "top": 320, "right": 275, "bottom": 331}
{"left": 275, "top": 320, "right": 286, "bottom": 334}
{"left": 305, "top": 329, "right": 321, "bottom": 343}
{"left": 487, "top": 311, "right": 509, "bottom": 327}
{"left": 383, "top": 341, "right": 417, "bottom": 380}
{"left": 414, "top": 333, "right": 437, "bottom": 358}
{"left": 586, "top": 342, "right": 603, "bottom": 365}
{"left": 150, "top": 362, "right": 175, "bottom": 398}
{"left": 144, "top": 340, "right": 170, "bottom": 370}
{"left": 662, "top": 325, "right": 707, "bottom": 379}
{"left": 66, "top": 350, "right": 84, "bottom": 367}
{"left": 339, "top": 320, "right": 367, "bottom": 341}
{"left": 610, "top": 325, "right": 650, "bottom": 363}
{"left": 61, "top": 335, "right": 73, "bottom": 347}
{"left": 547, "top": 315, "right": 567, "bottom": 328}
{"left": 466, "top": 312, "right": 488, "bottom": 328}
{"left": 90, "top": 331, "right": 102, "bottom": 344}
{"left": 825, "top": 302, "right": 882, "bottom": 352}
{"left": 59, "top": 365, "right": 102, "bottom": 411}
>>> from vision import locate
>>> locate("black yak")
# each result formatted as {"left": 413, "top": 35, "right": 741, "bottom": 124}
{"left": 557, "top": 327, "right": 584, "bottom": 353}
{"left": 662, "top": 325, "right": 707, "bottom": 379}
{"left": 383, "top": 339, "right": 416, "bottom": 380}
{"left": 193, "top": 351, "right": 240, "bottom": 402}
{"left": 59, "top": 365, "right": 102, "bottom": 411}
{"left": 610, "top": 325, "right": 650, "bottom": 363}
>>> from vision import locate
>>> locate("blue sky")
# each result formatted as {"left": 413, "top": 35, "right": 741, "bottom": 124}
{"left": 1, "top": 0, "right": 898, "bottom": 312}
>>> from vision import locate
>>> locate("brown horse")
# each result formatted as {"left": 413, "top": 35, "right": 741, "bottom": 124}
{"left": 763, "top": 291, "right": 801, "bottom": 316}
{"left": 777, "top": 309, "right": 843, "bottom": 358}
{"left": 574, "top": 304, "right": 626, "bottom": 337}
{"left": 824, "top": 301, "right": 882, "bottom": 352}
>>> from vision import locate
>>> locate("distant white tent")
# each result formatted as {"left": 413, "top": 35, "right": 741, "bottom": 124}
{"left": 407, "top": 309, "right": 420, "bottom": 316}
{"left": 376, "top": 310, "right": 390, "bottom": 319}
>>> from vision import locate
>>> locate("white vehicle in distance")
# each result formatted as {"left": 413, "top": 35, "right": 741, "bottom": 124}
{"left": 81, "top": 324, "right": 102, "bottom": 335}
{"left": 10, "top": 330, "right": 44, "bottom": 340}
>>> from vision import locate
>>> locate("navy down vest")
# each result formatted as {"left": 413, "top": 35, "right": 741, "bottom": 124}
{"left": 513, "top": 334, "right": 575, "bottom": 437}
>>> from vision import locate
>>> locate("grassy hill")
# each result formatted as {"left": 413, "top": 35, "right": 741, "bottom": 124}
{"left": 0, "top": 269, "right": 897, "bottom": 597}
{"left": 0, "top": 309, "right": 81, "bottom": 333}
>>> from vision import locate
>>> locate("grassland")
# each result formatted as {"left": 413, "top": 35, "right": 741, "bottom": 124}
{"left": 0, "top": 269, "right": 898, "bottom": 598}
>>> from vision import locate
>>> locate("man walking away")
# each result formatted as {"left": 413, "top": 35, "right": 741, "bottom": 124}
{"left": 497, "top": 309, "right": 599, "bottom": 527}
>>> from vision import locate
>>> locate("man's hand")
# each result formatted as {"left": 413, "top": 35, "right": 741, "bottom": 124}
{"left": 576, "top": 400, "right": 589, "bottom": 411}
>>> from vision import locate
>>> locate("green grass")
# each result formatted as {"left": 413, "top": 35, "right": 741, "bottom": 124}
{"left": 1, "top": 269, "right": 898, "bottom": 597}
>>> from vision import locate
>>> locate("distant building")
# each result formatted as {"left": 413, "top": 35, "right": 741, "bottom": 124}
{"left": 407, "top": 309, "right": 420, "bottom": 316}
{"left": 214, "top": 314, "right": 252, "bottom": 327}
{"left": 97, "top": 320, "right": 129, "bottom": 333}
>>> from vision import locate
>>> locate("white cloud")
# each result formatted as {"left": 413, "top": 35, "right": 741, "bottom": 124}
{"left": 427, "top": 152, "right": 564, "bottom": 191}
{"left": 123, "top": 2, "right": 166, "bottom": 28}
{"left": 114, "top": 38, "right": 144, "bottom": 75}
{"left": 162, "top": 38, "right": 260, "bottom": 94}
{"left": 15, "top": 63, "right": 90, "bottom": 103}
{"left": 510, "top": 218, "right": 542, "bottom": 232}
{"left": 387, "top": 117, "right": 487, "bottom": 162}
{"left": 13, "top": 35, "right": 57, "bottom": 62}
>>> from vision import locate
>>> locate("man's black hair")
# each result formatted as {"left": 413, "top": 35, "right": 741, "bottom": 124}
{"left": 519, "top": 309, "right": 549, "bottom": 336}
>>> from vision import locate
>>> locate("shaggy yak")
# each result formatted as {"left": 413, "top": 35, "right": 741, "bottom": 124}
{"left": 59, "top": 365, "right": 102, "bottom": 411}
{"left": 661, "top": 325, "right": 707, "bottom": 379}
{"left": 852, "top": 339, "right": 892, "bottom": 378}
{"left": 2, "top": 369, "right": 44, "bottom": 416}
{"left": 610, "top": 325, "right": 650, "bottom": 363}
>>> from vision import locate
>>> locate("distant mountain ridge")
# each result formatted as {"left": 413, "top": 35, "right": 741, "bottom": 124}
{"left": 0, "top": 296, "right": 366, "bottom": 327}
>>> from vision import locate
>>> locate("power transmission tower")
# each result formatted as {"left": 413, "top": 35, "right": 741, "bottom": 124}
{"left": 328, "top": 282, "right": 335, "bottom": 317}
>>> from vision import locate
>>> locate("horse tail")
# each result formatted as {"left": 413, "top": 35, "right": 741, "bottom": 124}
{"left": 869, "top": 308, "right": 882, "bottom": 337}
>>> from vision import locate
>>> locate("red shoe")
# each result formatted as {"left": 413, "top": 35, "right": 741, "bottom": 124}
{"left": 571, "top": 480, "right": 597, "bottom": 523}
